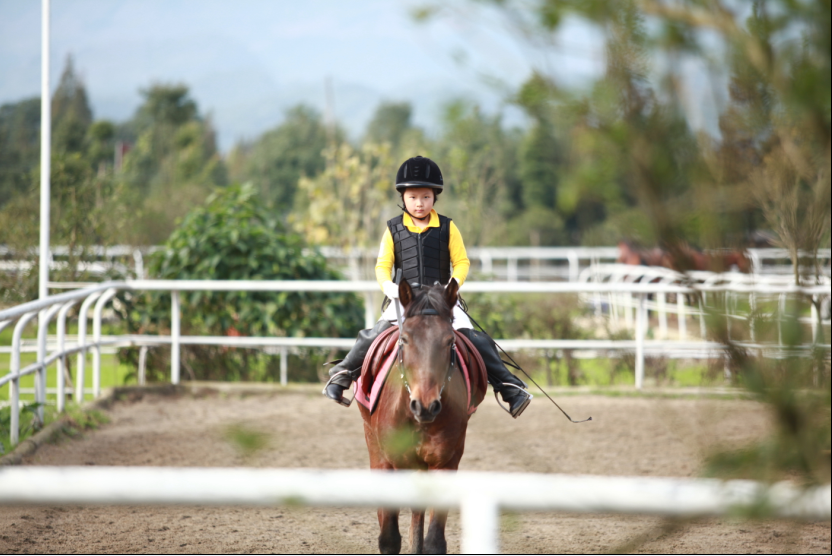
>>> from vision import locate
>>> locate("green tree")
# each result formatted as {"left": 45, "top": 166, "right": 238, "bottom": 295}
{"left": 231, "top": 105, "right": 332, "bottom": 212}
{"left": 118, "top": 183, "right": 364, "bottom": 381}
{"left": 117, "top": 84, "right": 227, "bottom": 244}
{"left": 435, "top": 100, "right": 521, "bottom": 246}
{"left": 51, "top": 55, "right": 93, "bottom": 155}
{"left": 364, "top": 101, "right": 413, "bottom": 150}
{"left": 293, "top": 142, "right": 397, "bottom": 256}
{"left": 0, "top": 97, "right": 40, "bottom": 208}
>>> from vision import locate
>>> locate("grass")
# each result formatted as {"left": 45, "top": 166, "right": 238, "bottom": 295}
{"left": 0, "top": 319, "right": 136, "bottom": 403}
{"left": 0, "top": 398, "right": 110, "bottom": 454}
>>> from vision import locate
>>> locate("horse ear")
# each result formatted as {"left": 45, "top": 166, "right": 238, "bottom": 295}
{"left": 444, "top": 278, "right": 459, "bottom": 308}
{"left": 399, "top": 280, "right": 414, "bottom": 308}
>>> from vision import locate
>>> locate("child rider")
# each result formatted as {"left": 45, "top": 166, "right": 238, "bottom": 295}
{"left": 323, "top": 155, "right": 532, "bottom": 418}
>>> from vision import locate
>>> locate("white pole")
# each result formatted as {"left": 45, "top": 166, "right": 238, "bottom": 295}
{"left": 461, "top": 494, "right": 499, "bottom": 554}
{"left": 39, "top": 0, "right": 51, "bottom": 302}
{"left": 171, "top": 291, "right": 181, "bottom": 384}
{"left": 635, "top": 294, "right": 645, "bottom": 390}
{"left": 280, "top": 347, "right": 288, "bottom": 386}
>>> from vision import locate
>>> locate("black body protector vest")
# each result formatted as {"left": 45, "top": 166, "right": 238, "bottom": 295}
{"left": 387, "top": 214, "right": 452, "bottom": 288}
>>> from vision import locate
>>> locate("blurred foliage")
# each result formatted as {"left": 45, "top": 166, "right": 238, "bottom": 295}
{"left": 115, "top": 183, "right": 364, "bottom": 382}
{"left": 227, "top": 105, "right": 333, "bottom": 213}
{"left": 223, "top": 422, "right": 271, "bottom": 459}
{"left": 292, "top": 141, "right": 398, "bottom": 252}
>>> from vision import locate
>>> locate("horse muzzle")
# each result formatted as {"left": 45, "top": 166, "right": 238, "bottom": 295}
{"left": 410, "top": 398, "right": 442, "bottom": 423}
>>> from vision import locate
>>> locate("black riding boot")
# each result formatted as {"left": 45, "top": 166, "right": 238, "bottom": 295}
{"left": 324, "top": 320, "right": 393, "bottom": 406}
{"left": 458, "top": 328, "right": 531, "bottom": 418}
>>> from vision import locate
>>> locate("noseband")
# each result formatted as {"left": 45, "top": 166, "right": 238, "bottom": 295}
{"left": 398, "top": 308, "right": 457, "bottom": 400}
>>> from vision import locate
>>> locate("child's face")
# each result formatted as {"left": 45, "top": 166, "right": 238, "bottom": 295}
{"left": 403, "top": 187, "right": 435, "bottom": 221}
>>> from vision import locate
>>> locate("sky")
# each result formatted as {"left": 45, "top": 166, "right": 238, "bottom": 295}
{"left": 0, "top": 0, "right": 608, "bottom": 151}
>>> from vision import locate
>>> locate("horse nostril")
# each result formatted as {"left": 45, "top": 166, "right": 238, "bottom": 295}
{"left": 428, "top": 400, "right": 442, "bottom": 416}
{"left": 410, "top": 399, "right": 421, "bottom": 415}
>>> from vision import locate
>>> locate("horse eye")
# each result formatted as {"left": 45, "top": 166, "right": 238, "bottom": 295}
{"left": 401, "top": 336, "right": 409, "bottom": 345}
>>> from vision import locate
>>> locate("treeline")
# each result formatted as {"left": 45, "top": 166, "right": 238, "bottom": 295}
{"left": 0, "top": 58, "right": 771, "bottom": 264}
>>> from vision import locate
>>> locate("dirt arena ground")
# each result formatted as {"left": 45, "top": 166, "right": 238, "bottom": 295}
{"left": 0, "top": 385, "right": 829, "bottom": 554}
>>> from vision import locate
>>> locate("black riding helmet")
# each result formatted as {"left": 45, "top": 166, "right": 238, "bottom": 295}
{"left": 395, "top": 156, "right": 444, "bottom": 194}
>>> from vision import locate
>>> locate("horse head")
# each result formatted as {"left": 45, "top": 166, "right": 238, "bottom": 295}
{"left": 398, "top": 279, "right": 459, "bottom": 424}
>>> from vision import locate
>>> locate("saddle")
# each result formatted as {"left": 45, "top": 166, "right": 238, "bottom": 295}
{"left": 354, "top": 326, "right": 488, "bottom": 415}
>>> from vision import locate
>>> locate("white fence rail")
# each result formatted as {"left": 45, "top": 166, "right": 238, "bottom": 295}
{"left": 0, "top": 467, "right": 828, "bottom": 554}
{"left": 3, "top": 245, "right": 830, "bottom": 281}
{"left": 2, "top": 279, "right": 830, "bottom": 447}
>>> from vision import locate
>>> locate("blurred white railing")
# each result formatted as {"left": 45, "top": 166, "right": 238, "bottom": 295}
{"left": 0, "top": 467, "right": 828, "bottom": 554}
{"left": 1, "top": 279, "right": 829, "bottom": 447}
{"left": 3, "top": 245, "right": 829, "bottom": 281}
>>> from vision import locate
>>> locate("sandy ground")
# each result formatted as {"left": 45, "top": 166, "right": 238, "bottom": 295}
{"left": 0, "top": 385, "right": 829, "bottom": 554}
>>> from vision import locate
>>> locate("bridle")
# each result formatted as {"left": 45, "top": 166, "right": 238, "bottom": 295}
{"left": 397, "top": 307, "right": 457, "bottom": 400}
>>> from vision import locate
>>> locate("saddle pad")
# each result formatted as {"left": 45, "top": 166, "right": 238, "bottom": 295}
{"left": 354, "top": 327, "right": 487, "bottom": 415}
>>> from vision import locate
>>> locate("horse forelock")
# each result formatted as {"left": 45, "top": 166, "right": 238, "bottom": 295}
{"left": 404, "top": 285, "right": 453, "bottom": 321}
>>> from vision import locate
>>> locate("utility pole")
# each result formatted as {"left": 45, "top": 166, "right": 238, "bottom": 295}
{"left": 39, "top": 0, "right": 51, "bottom": 301}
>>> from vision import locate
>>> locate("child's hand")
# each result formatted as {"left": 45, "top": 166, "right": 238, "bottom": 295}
{"left": 383, "top": 281, "right": 399, "bottom": 299}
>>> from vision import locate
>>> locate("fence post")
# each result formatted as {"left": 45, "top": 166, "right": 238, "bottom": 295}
{"left": 280, "top": 347, "right": 288, "bottom": 386}
{"left": 10, "top": 312, "right": 38, "bottom": 446}
{"left": 132, "top": 249, "right": 144, "bottom": 279}
{"left": 460, "top": 494, "right": 499, "bottom": 554}
{"left": 635, "top": 294, "right": 645, "bottom": 390}
{"left": 364, "top": 292, "right": 375, "bottom": 329}
{"left": 36, "top": 304, "right": 62, "bottom": 422}
{"left": 171, "top": 290, "right": 181, "bottom": 385}
{"left": 56, "top": 301, "right": 76, "bottom": 412}
{"left": 138, "top": 346, "right": 148, "bottom": 386}
{"left": 76, "top": 291, "right": 103, "bottom": 402}
{"left": 93, "top": 289, "right": 118, "bottom": 399}
{"left": 567, "top": 250, "right": 579, "bottom": 282}
{"left": 507, "top": 256, "right": 518, "bottom": 282}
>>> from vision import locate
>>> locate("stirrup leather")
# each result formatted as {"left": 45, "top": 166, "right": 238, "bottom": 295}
{"left": 494, "top": 383, "right": 532, "bottom": 419}
{"left": 322, "top": 369, "right": 357, "bottom": 408}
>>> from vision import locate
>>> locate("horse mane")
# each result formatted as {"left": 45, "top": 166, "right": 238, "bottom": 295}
{"left": 404, "top": 284, "right": 453, "bottom": 320}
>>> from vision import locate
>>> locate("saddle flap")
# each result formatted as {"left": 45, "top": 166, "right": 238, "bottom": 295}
{"left": 354, "top": 326, "right": 400, "bottom": 410}
{"left": 354, "top": 326, "right": 488, "bottom": 415}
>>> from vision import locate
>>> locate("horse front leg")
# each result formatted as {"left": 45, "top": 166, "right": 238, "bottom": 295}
{"left": 409, "top": 510, "right": 425, "bottom": 554}
{"left": 423, "top": 509, "right": 448, "bottom": 555}
{"left": 378, "top": 507, "right": 402, "bottom": 554}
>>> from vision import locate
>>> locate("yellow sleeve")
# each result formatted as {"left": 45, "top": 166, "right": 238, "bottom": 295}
{"left": 449, "top": 221, "right": 470, "bottom": 286}
{"left": 374, "top": 228, "right": 395, "bottom": 290}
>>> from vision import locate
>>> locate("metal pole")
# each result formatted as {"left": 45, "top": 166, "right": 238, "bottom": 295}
{"left": 38, "top": 0, "right": 51, "bottom": 302}
{"left": 10, "top": 312, "right": 39, "bottom": 446}
{"left": 76, "top": 291, "right": 103, "bottom": 402}
{"left": 567, "top": 251, "right": 579, "bottom": 282}
{"left": 171, "top": 291, "right": 180, "bottom": 385}
{"left": 137, "top": 346, "right": 148, "bottom": 386}
{"left": 56, "top": 301, "right": 77, "bottom": 412}
{"left": 364, "top": 292, "right": 375, "bottom": 329}
{"left": 36, "top": 304, "right": 62, "bottom": 422}
{"left": 461, "top": 495, "right": 499, "bottom": 554}
{"left": 92, "top": 289, "right": 117, "bottom": 398}
{"left": 280, "top": 347, "right": 288, "bottom": 386}
{"left": 635, "top": 294, "right": 645, "bottom": 390}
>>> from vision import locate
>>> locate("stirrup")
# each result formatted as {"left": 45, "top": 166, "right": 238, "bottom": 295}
{"left": 322, "top": 369, "right": 355, "bottom": 408}
{"left": 494, "top": 383, "right": 532, "bottom": 419}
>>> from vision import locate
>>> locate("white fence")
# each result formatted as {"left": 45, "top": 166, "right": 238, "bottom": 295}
{"left": 3, "top": 245, "right": 829, "bottom": 281}
{"left": 0, "top": 467, "right": 828, "bottom": 553}
{"left": 2, "top": 278, "right": 830, "bottom": 448}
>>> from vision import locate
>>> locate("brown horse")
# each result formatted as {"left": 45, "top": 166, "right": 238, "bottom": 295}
{"left": 618, "top": 240, "right": 751, "bottom": 273}
{"left": 358, "top": 279, "right": 475, "bottom": 554}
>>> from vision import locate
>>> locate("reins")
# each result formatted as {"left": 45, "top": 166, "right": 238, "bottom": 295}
{"left": 460, "top": 304, "right": 592, "bottom": 424}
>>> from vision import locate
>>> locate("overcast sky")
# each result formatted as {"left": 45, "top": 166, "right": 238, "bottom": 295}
{"left": 0, "top": 0, "right": 608, "bottom": 150}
